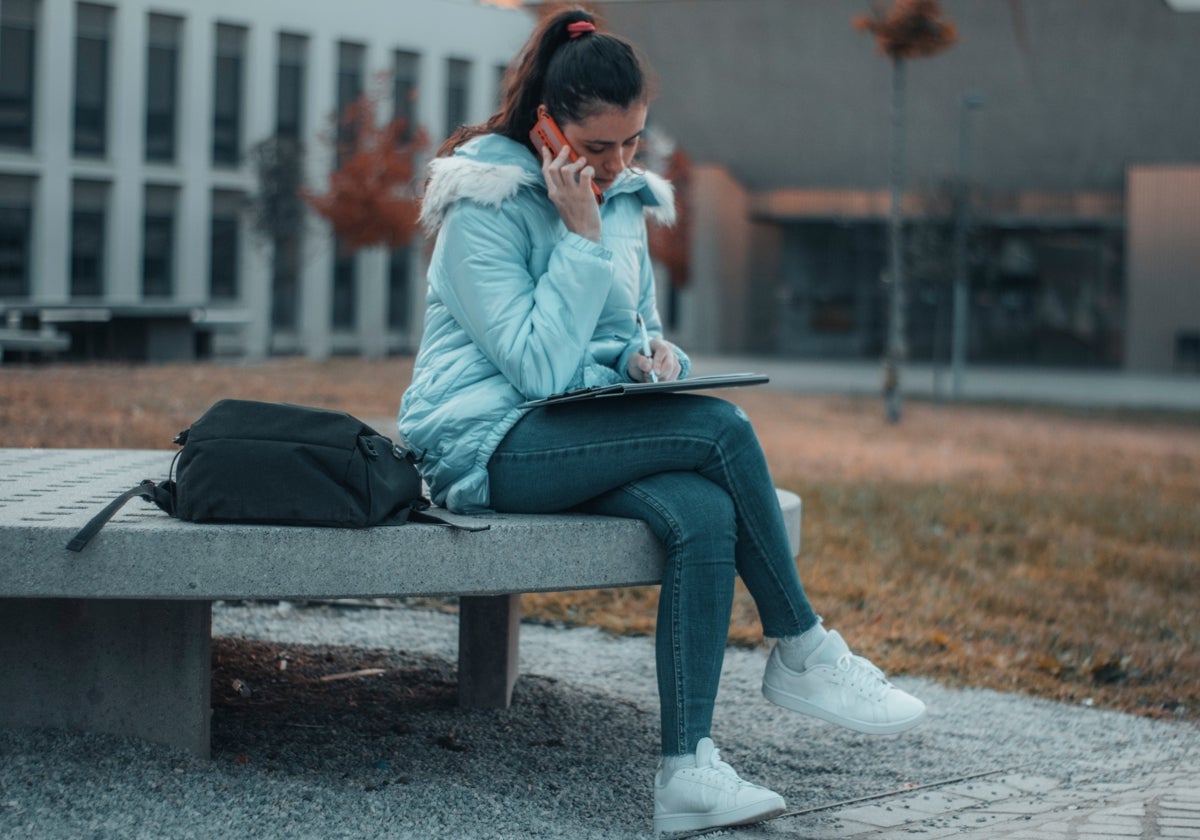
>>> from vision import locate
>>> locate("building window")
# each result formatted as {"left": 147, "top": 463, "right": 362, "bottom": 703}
{"left": 74, "top": 3, "right": 112, "bottom": 157}
{"left": 276, "top": 33, "right": 307, "bottom": 140}
{"left": 0, "top": 176, "right": 34, "bottom": 298}
{"left": 388, "top": 246, "right": 410, "bottom": 331}
{"left": 145, "top": 14, "right": 182, "bottom": 163}
{"left": 212, "top": 24, "right": 246, "bottom": 166}
{"left": 393, "top": 50, "right": 419, "bottom": 139}
{"left": 972, "top": 228, "right": 1125, "bottom": 367}
{"left": 778, "top": 222, "right": 887, "bottom": 357}
{"left": 336, "top": 41, "right": 365, "bottom": 166}
{"left": 0, "top": 0, "right": 38, "bottom": 150}
{"left": 332, "top": 247, "right": 356, "bottom": 330}
{"left": 445, "top": 58, "right": 471, "bottom": 139}
{"left": 142, "top": 186, "right": 176, "bottom": 297}
{"left": 271, "top": 34, "right": 306, "bottom": 332}
{"left": 71, "top": 181, "right": 108, "bottom": 298}
{"left": 494, "top": 63, "right": 507, "bottom": 108}
{"left": 210, "top": 191, "right": 241, "bottom": 300}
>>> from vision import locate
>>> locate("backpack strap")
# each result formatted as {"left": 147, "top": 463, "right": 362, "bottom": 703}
{"left": 405, "top": 505, "right": 490, "bottom": 532}
{"left": 66, "top": 484, "right": 488, "bottom": 551}
{"left": 66, "top": 479, "right": 167, "bottom": 552}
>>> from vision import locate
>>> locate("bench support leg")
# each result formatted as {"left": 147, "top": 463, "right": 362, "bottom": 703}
{"left": 457, "top": 594, "right": 520, "bottom": 708}
{"left": 0, "top": 598, "right": 212, "bottom": 758}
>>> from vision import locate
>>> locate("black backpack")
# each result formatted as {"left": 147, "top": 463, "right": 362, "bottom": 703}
{"left": 67, "top": 399, "right": 485, "bottom": 552}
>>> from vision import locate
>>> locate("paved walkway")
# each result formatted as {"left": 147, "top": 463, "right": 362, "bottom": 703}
{"left": 690, "top": 355, "right": 1200, "bottom": 412}
{"left": 735, "top": 769, "right": 1200, "bottom": 838}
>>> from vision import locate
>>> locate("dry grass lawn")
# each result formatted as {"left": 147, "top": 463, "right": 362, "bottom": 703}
{"left": 2, "top": 358, "right": 1196, "bottom": 721}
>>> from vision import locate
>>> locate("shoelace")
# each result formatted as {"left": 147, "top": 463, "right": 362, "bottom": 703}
{"left": 704, "top": 747, "right": 752, "bottom": 788}
{"left": 835, "top": 652, "right": 893, "bottom": 701}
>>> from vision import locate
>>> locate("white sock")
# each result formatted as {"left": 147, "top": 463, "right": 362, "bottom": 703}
{"left": 658, "top": 751, "right": 697, "bottom": 782}
{"left": 776, "top": 619, "right": 827, "bottom": 671}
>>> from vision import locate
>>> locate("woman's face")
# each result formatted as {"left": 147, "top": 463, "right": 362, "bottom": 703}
{"left": 560, "top": 103, "right": 648, "bottom": 193}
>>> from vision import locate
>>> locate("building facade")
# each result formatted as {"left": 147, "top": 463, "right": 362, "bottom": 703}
{"left": 596, "top": 0, "right": 1200, "bottom": 372}
{"left": 4, "top": 0, "right": 1197, "bottom": 372}
{"left": 0, "top": 0, "right": 533, "bottom": 360}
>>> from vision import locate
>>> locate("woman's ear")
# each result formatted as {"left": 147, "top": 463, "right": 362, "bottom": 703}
{"left": 536, "top": 103, "right": 550, "bottom": 121}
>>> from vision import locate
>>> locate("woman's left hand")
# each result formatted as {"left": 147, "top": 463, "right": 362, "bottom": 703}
{"left": 629, "top": 338, "right": 681, "bottom": 383}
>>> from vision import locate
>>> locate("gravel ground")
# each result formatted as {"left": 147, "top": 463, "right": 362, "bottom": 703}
{"left": 2, "top": 601, "right": 1197, "bottom": 839}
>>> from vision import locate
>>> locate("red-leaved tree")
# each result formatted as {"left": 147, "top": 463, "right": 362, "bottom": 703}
{"left": 854, "top": 0, "right": 957, "bottom": 424}
{"left": 853, "top": 0, "right": 958, "bottom": 59}
{"left": 304, "top": 91, "right": 429, "bottom": 252}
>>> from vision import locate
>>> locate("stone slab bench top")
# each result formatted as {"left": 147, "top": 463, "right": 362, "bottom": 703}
{"left": 0, "top": 448, "right": 801, "bottom": 600}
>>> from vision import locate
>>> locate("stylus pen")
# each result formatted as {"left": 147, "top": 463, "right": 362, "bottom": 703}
{"left": 636, "top": 313, "right": 658, "bottom": 383}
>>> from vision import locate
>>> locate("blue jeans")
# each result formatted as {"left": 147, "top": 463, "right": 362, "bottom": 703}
{"left": 486, "top": 394, "right": 820, "bottom": 755}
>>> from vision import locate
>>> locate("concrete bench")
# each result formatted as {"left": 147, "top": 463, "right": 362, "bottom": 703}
{"left": 0, "top": 327, "right": 71, "bottom": 362}
{"left": 0, "top": 448, "right": 801, "bottom": 758}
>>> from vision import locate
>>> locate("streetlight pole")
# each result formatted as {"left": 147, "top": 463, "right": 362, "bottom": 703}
{"left": 951, "top": 93, "right": 984, "bottom": 400}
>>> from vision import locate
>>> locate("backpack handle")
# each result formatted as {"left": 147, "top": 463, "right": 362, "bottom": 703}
{"left": 66, "top": 480, "right": 170, "bottom": 552}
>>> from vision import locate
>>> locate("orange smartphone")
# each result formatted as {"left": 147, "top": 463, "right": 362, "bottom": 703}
{"left": 530, "top": 114, "right": 604, "bottom": 204}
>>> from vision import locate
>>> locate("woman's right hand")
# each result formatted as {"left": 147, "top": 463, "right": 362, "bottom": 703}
{"left": 628, "top": 338, "right": 681, "bottom": 383}
{"left": 541, "top": 145, "right": 602, "bottom": 243}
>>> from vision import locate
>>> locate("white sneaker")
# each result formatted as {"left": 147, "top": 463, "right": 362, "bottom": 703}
{"left": 762, "top": 629, "right": 926, "bottom": 735}
{"left": 653, "top": 738, "right": 786, "bottom": 835}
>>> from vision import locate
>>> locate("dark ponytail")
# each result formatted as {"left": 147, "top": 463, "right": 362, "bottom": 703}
{"left": 437, "top": 7, "right": 650, "bottom": 157}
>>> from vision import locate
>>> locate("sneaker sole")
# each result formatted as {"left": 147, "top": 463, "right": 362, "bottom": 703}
{"left": 762, "top": 679, "right": 926, "bottom": 735}
{"left": 653, "top": 800, "right": 786, "bottom": 835}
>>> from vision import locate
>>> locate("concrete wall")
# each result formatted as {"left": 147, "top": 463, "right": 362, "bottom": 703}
{"left": 598, "top": 0, "right": 1200, "bottom": 195}
{"left": 674, "top": 164, "right": 752, "bottom": 354}
{"left": 1124, "top": 166, "right": 1200, "bottom": 371}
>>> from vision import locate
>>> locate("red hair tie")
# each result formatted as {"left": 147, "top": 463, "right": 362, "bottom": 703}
{"left": 567, "top": 21, "right": 596, "bottom": 39}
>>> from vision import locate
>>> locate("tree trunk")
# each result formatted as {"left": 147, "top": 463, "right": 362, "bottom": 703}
{"left": 883, "top": 57, "right": 907, "bottom": 424}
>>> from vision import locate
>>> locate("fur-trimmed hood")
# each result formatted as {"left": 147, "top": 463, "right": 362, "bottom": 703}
{"left": 419, "top": 134, "right": 676, "bottom": 234}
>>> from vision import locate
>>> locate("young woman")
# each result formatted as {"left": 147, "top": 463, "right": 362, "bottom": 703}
{"left": 399, "top": 7, "right": 925, "bottom": 834}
